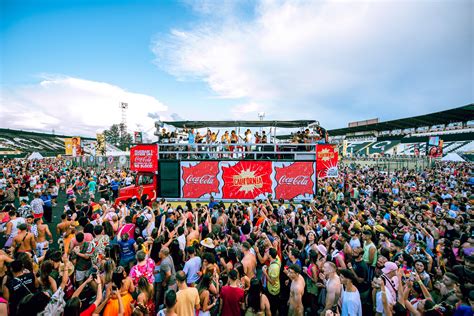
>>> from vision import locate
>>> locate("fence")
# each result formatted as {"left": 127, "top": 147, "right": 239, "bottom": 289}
{"left": 67, "top": 155, "right": 130, "bottom": 170}
{"left": 341, "top": 157, "right": 434, "bottom": 172}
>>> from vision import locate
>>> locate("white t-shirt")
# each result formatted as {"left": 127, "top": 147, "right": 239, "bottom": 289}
{"left": 177, "top": 234, "right": 186, "bottom": 252}
{"left": 341, "top": 288, "right": 362, "bottom": 316}
{"left": 375, "top": 287, "right": 395, "bottom": 315}
{"left": 350, "top": 238, "right": 361, "bottom": 249}
{"left": 183, "top": 256, "right": 202, "bottom": 284}
{"left": 10, "top": 217, "right": 26, "bottom": 237}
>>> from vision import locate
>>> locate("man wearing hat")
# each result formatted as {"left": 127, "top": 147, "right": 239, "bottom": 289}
{"left": 381, "top": 261, "right": 399, "bottom": 299}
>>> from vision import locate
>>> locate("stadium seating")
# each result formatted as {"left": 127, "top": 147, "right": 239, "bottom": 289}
{"left": 0, "top": 128, "right": 121, "bottom": 158}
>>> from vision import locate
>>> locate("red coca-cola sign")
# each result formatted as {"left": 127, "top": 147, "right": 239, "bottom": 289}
{"left": 278, "top": 175, "right": 310, "bottom": 185}
{"left": 130, "top": 144, "right": 158, "bottom": 172}
{"left": 181, "top": 161, "right": 219, "bottom": 198}
{"left": 185, "top": 175, "right": 216, "bottom": 185}
{"left": 274, "top": 162, "right": 315, "bottom": 200}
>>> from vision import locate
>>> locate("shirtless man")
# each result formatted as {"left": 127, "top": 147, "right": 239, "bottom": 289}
{"left": 56, "top": 213, "right": 74, "bottom": 236}
{"left": 11, "top": 223, "right": 36, "bottom": 256}
{"left": 320, "top": 261, "right": 342, "bottom": 316}
{"left": 286, "top": 264, "right": 305, "bottom": 316}
{"left": 241, "top": 242, "right": 256, "bottom": 279}
{"left": 185, "top": 211, "right": 200, "bottom": 246}
{"left": 0, "top": 250, "right": 14, "bottom": 285}
{"left": 34, "top": 218, "right": 53, "bottom": 258}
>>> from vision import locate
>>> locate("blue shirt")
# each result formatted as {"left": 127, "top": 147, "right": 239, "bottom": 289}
{"left": 40, "top": 194, "right": 52, "bottom": 207}
{"left": 118, "top": 239, "right": 136, "bottom": 259}
{"left": 88, "top": 181, "right": 97, "bottom": 192}
{"left": 188, "top": 132, "right": 195, "bottom": 144}
{"left": 110, "top": 180, "right": 120, "bottom": 191}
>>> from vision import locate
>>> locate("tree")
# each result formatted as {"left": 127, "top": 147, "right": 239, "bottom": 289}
{"left": 104, "top": 124, "right": 133, "bottom": 151}
{"left": 119, "top": 123, "right": 133, "bottom": 151}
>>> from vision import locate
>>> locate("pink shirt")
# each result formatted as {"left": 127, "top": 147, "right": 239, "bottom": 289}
{"left": 130, "top": 258, "right": 155, "bottom": 285}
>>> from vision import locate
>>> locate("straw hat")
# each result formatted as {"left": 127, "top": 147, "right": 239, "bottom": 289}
{"left": 200, "top": 237, "right": 215, "bottom": 249}
{"left": 59, "top": 261, "right": 75, "bottom": 277}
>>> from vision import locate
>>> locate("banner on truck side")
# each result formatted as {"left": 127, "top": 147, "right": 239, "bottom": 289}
{"left": 316, "top": 144, "right": 339, "bottom": 178}
{"left": 180, "top": 160, "right": 316, "bottom": 200}
{"left": 130, "top": 144, "right": 158, "bottom": 172}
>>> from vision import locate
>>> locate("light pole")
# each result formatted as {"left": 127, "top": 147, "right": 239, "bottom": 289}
{"left": 258, "top": 112, "right": 265, "bottom": 135}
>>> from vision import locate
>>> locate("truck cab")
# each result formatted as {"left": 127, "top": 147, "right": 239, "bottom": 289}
{"left": 116, "top": 172, "right": 157, "bottom": 205}
{"left": 115, "top": 144, "right": 160, "bottom": 205}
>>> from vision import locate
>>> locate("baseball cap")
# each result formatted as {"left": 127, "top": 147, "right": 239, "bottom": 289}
{"left": 316, "top": 244, "right": 327, "bottom": 257}
{"left": 382, "top": 261, "right": 398, "bottom": 274}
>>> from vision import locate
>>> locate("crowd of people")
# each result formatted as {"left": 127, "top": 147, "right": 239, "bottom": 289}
{"left": 0, "top": 157, "right": 472, "bottom": 316}
{"left": 157, "top": 128, "right": 324, "bottom": 159}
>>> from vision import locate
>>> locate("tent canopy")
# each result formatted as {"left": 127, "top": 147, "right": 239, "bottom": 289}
{"left": 27, "top": 152, "right": 44, "bottom": 160}
{"left": 441, "top": 152, "right": 466, "bottom": 162}
{"left": 162, "top": 120, "right": 318, "bottom": 129}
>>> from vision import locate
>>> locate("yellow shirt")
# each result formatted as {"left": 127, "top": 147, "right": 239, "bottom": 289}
{"left": 176, "top": 287, "right": 200, "bottom": 316}
{"left": 267, "top": 257, "right": 281, "bottom": 295}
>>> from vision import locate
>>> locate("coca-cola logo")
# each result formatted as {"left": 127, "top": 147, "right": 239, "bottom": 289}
{"left": 185, "top": 175, "right": 215, "bottom": 185}
{"left": 278, "top": 175, "right": 309, "bottom": 185}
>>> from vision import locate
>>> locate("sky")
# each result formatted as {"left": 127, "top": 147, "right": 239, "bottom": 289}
{"left": 0, "top": 0, "right": 473, "bottom": 139}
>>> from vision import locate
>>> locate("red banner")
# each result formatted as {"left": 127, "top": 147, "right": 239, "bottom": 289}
{"left": 221, "top": 161, "right": 272, "bottom": 200}
{"left": 316, "top": 144, "right": 339, "bottom": 178}
{"left": 181, "top": 161, "right": 220, "bottom": 198}
{"left": 130, "top": 144, "right": 158, "bottom": 172}
{"left": 274, "top": 162, "right": 315, "bottom": 200}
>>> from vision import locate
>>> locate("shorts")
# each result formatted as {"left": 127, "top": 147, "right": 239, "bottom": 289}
{"left": 76, "top": 269, "right": 91, "bottom": 282}
{"left": 36, "top": 241, "right": 49, "bottom": 257}
{"left": 33, "top": 213, "right": 43, "bottom": 219}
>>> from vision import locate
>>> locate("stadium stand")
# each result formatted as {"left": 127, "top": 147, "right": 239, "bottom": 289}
{"left": 330, "top": 104, "right": 474, "bottom": 159}
{"left": 0, "top": 128, "right": 121, "bottom": 158}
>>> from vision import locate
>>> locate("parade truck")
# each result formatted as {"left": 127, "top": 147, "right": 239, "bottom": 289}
{"left": 117, "top": 120, "right": 339, "bottom": 203}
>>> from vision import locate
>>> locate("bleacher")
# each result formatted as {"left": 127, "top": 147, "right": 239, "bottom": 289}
{"left": 330, "top": 104, "right": 474, "bottom": 159}
{"left": 0, "top": 128, "right": 122, "bottom": 158}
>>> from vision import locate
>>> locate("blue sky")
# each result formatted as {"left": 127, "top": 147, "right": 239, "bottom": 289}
{"left": 0, "top": 0, "right": 472, "bottom": 138}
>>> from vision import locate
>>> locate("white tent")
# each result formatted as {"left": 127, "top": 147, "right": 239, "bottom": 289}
{"left": 27, "top": 152, "right": 44, "bottom": 160}
{"left": 441, "top": 152, "right": 465, "bottom": 162}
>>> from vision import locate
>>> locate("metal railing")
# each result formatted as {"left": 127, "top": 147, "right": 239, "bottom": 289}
{"left": 156, "top": 143, "right": 318, "bottom": 160}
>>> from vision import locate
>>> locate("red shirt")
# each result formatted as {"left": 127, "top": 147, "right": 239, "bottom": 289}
{"left": 220, "top": 285, "right": 244, "bottom": 316}
{"left": 80, "top": 303, "right": 96, "bottom": 316}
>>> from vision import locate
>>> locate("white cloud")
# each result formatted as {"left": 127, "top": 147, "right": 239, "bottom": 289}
{"left": 231, "top": 101, "right": 268, "bottom": 118}
{"left": 0, "top": 75, "right": 169, "bottom": 138}
{"left": 153, "top": 0, "right": 473, "bottom": 128}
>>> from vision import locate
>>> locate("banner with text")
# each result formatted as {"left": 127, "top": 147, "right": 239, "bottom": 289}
{"left": 130, "top": 144, "right": 158, "bottom": 172}
{"left": 221, "top": 161, "right": 273, "bottom": 200}
{"left": 180, "top": 160, "right": 317, "bottom": 200}
{"left": 273, "top": 161, "right": 316, "bottom": 200}
{"left": 316, "top": 144, "right": 339, "bottom": 178}
{"left": 181, "top": 161, "right": 220, "bottom": 199}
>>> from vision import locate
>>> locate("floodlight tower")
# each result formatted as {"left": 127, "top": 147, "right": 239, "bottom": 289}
{"left": 119, "top": 102, "right": 128, "bottom": 131}
{"left": 258, "top": 112, "right": 265, "bottom": 134}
